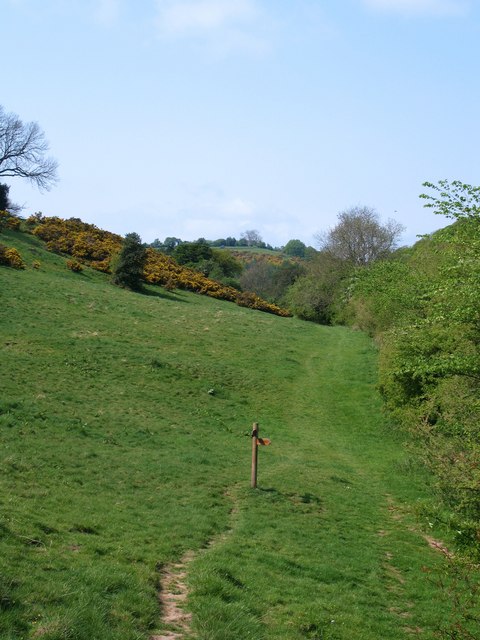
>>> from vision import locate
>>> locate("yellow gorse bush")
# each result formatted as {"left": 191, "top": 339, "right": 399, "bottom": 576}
{"left": 0, "top": 245, "right": 25, "bottom": 269}
{"left": 66, "top": 259, "right": 83, "bottom": 272}
{"left": 0, "top": 210, "right": 21, "bottom": 231}
{"left": 27, "top": 215, "right": 291, "bottom": 317}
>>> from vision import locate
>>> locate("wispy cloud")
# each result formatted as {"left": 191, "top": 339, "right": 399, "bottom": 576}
{"left": 362, "top": 0, "right": 469, "bottom": 16}
{"left": 93, "top": 0, "right": 121, "bottom": 26}
{"left": 154, "top": 0, "right": 269, "bottom": 54}
{"left": 6, "top": 0, "right": 123, "bottom": 25}
{"left": 156, "top": 0, "right": 257, "bottom": 34}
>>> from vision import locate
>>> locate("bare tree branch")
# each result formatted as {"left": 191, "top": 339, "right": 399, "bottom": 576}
{"left": 316, "top": 206, "right": 404, "bottom": 266}
{"left": 0, "top": 105, "right": 58, "bottom": 190}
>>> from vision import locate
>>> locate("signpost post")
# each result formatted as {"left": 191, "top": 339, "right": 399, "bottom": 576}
{"left": 251, "top": 422, "right": 259, "bottom": 489}
{"left": 251, "top": 422, "right": 271, "bottom": 489}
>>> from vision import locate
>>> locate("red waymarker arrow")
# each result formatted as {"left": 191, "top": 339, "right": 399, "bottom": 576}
{"left": 256, "top": 438, "right": 271, "bottom": 446}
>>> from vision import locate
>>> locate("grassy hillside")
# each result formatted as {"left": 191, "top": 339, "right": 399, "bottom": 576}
{"left": 0, "top": 230, "right": 476, "bottom": 639}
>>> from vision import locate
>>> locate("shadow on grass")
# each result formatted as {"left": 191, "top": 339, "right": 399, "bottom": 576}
{"left": 142, "top": 286, "right": 190, "bottom": 303}
{"left": 257, "top": 486, "right": 323, "bottom": 507}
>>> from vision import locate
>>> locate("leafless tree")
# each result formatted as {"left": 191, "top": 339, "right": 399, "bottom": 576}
{"left": 316, "top": 206, "right": 404, "bottom": 266}
{"left": 240, "top": 229, "right": 263, "bottom": 247}
{"left": 0, "top": 105, "right": 58, "bottom": 190}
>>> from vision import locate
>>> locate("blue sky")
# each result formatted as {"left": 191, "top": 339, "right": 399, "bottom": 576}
{"left": 3, "top": 0, "right": 479, "bottom": 247}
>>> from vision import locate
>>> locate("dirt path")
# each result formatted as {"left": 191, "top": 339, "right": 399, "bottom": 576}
{"left": 151, "top": 552, "right": 195, "bottom": 640}
{"left": 151, "top": 487, "right": 240, "bottom": 640}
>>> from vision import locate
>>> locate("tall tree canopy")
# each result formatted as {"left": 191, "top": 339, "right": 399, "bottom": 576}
{"left": 317, "top": 206, "right": 404, "bottom": 266}
{"left": 283, "top": 239, "right": 306, "bottom": 257}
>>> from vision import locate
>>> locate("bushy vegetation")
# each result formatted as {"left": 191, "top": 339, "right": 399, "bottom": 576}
{"left": 285, "top": 207, "right": 404, "bottom": 324}
{"left": 283, "top": 238, "right": 307, "bottom": 257}
{"left": 339, "top": 181, "right": 480, "bottom": 560}
{"left": 172, "top": 240, "right": 243, "bottom": 287}
{"left": 286, "top": 252, "right": 349, "bottom": 324}
{"left": 239, "top": 258, "right": 304, "bottom": 305}
{"left": 29, "top": 213, "right": 122, "bottom": 272}
{"left": 316, "top": 206, "right": 404, "bottom": 266}
{"left": 25, "top": 214, "right": 291, "bottom": 317}
{"left": 66, "top": 258, "right": 83, "bottom": 273}
{"left": 0, "top": 208, "right": 21, "bottom": 232}
{"left": 111, "top": 232, "right": 146, "bottom": 291}
{"left": 0, "top": 242, "right": 25, "bottom": 268}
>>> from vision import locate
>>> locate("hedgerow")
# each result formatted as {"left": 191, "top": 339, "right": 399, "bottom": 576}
{"left": 340, "top": 181, "right": 480, "bottom": 559}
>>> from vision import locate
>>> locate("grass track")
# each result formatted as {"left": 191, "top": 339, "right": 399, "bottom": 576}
{"left": 0, "top": 230, "right": 465, "bottom": 639}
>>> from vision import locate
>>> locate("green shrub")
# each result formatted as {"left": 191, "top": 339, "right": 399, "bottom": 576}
{"left": 111, "top": 232, "right": 146, "bottom": 291}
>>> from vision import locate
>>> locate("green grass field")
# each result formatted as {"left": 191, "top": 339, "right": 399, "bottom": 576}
{"left": 0, "top": 230, "right": 474, "bottom": 639}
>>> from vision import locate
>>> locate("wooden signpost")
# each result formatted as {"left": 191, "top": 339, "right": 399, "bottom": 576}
{"left": 251, "top": 422, "right": 271, "bottom": 489}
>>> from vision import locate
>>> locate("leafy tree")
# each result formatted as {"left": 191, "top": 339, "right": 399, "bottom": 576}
{"left": 171, "top": 241, "right": 242, "bottom": 285}
{"left": 150, "top": 237, "right": 183, "bottom": 254}
{"left": 420, "top": 179, "right": 480, "bottom": 221}
{"left": 210, "top": 249, "right": 242, "bottom": 278}
{"left": 283, "top": 239, "right": 306, "bottom": 257}
{"left": 240, "top": 259, "right": 304, "bottom": 303}
{"left": 0, "top": 105, "right": 58, "bottom": 190}
{"left": 0, "top": 182, "right": 22, "bottom": 215}
{"left": 173, "top": 240, "right": 212, "bottom": 265}
{"left": 111, "top": 232, "right": 146, "bottom": 291}
{"left": 317, "top": 206, "right": 404, "bottom": 266}
{"left": 239, "top": 261, "right": 274, "bottom": 299}
{"left": 0, "top": 183, "right": 10, "bottom": 210}
{"left": 285, "top": 252, "right": 349, "bottom": 323}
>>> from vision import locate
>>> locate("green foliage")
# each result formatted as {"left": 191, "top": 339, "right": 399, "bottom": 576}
{"left": 150, "top": 236, "right": 183, "bottom": 253}
{"left": 286, "top": 252, "right": 350, "bottom": 324}
{"left": 239, "top": 259, "right": 304, "bottom": 304}
{"left": 111, "top": 232, "right": 146, "bottom": 291}
{"left": 337, "top": 253, "right": 430, "bottom": 335}
{"left": 173, "top": 240, "right": 213, "bottom": 265}
{"left": 342, "top": 180, "right": 480, "bottom": 560}
{"left": 420, "top": 179, "right": 480, "bottom": 221}
{"left": 211, "top": 249, "right": 242, "bottom": 277}
{"left": 172, "top": 242, "right": 243, "bottom": 285}
{"left": 0, "top": 183, "right": 10, "bottom": 211}
{"left": 283, "top": 239, "right": 306, "bottom": 257}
